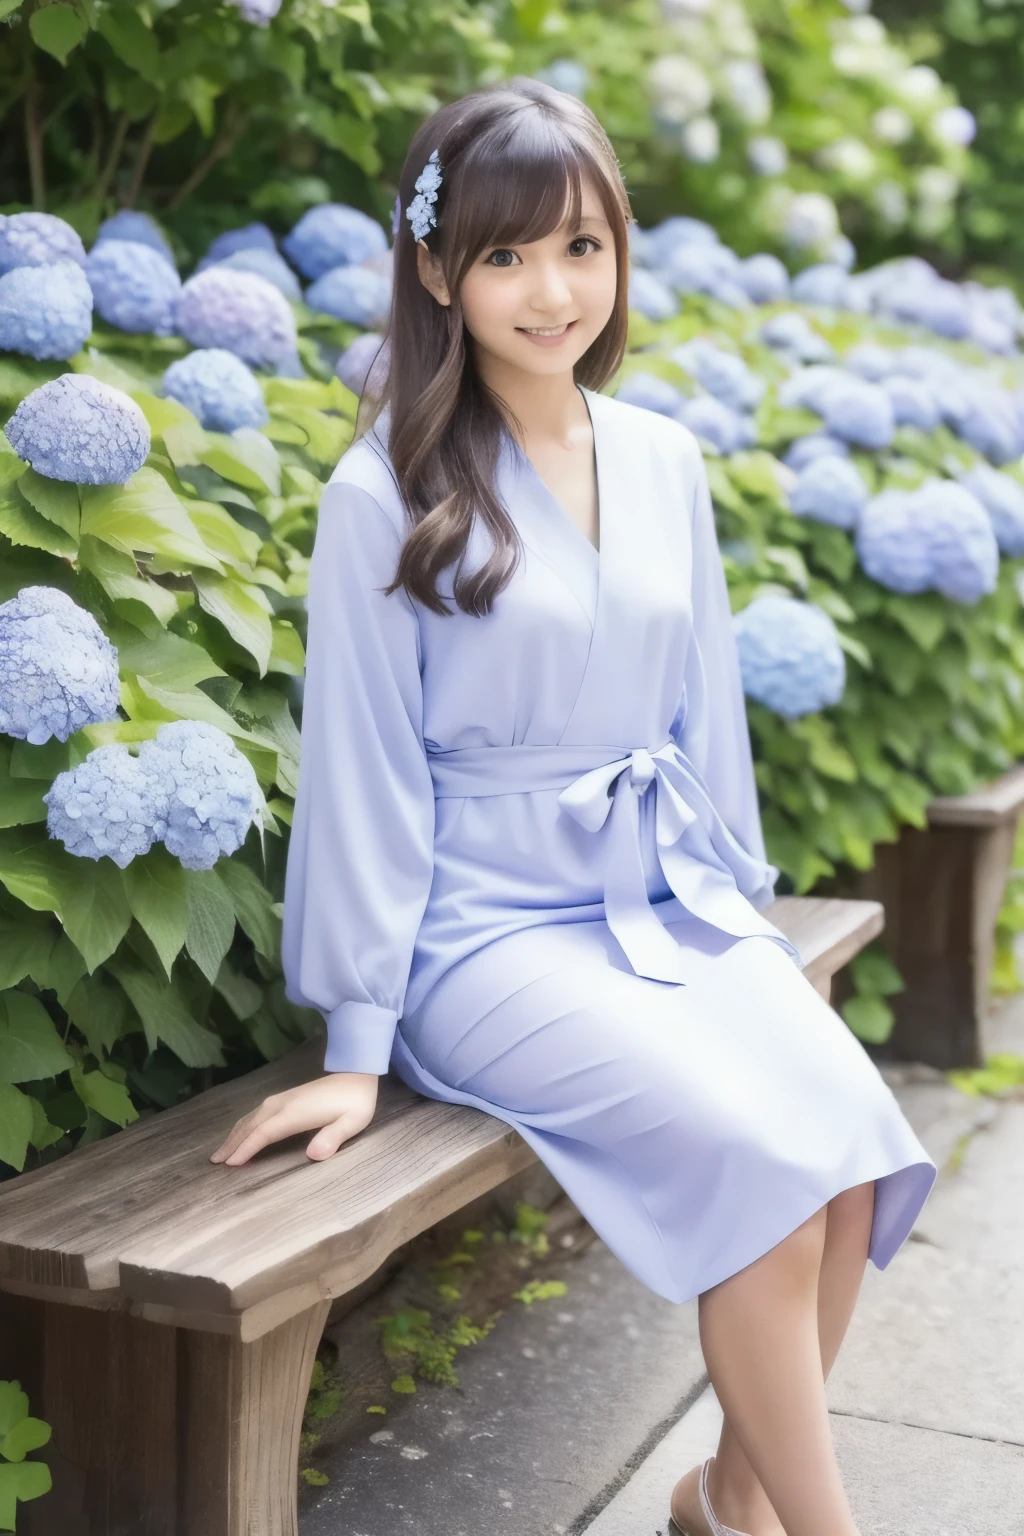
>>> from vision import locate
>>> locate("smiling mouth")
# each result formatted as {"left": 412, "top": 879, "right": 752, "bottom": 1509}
{"left": 516, "top": 321, "right": 578, "bottom": 335}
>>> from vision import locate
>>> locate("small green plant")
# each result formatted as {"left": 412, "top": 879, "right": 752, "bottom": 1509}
{"left": 377, "top": 1305, "right": 498, "bottom": 1388}
{"left": 297, "top": 1356, "right": 344, "bottom": 1489}
{"left": 513, "top": 1279, "right": 569, "bottom": 1306}
{"left": 0, "top": 1381, "right": 52, "bottom": 1533}
{"left": 948, "top": 1054, "right": 1024, "bottom": 1099}
{"left": 509, "top": 1201, "right": 550, "bottom": 1258}
{"left": 840, "top": 942, "right": 906, "bottom": 1045}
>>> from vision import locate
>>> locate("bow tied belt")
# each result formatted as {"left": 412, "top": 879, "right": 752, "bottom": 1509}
{"left": 426, "top": 739, "right": 786, "bottom": 986}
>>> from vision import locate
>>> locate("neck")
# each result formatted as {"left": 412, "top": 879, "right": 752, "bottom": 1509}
{"left": 471, "top": 349, "right": 585, "bottom": 448}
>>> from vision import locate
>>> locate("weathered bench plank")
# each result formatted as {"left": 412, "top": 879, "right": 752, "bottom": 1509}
{"left": 0, "top": 894, "right": 883, "bottom": 1536}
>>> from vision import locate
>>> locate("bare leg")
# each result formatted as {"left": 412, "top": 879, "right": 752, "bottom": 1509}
{"left": 672, "top": 1182, "right": 875, "bottom": 1536}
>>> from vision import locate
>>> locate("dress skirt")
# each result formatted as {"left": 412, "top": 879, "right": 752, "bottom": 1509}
{"left": 393, "top": 912, "right": 938, "bottom": 1305}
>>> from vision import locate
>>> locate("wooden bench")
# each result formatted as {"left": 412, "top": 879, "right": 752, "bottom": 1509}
{"left": 850, "top": 764, "right": 1024, "bottom": 1070}
{"left": 0, "top": 894, "right": 881, "bottom": 1536}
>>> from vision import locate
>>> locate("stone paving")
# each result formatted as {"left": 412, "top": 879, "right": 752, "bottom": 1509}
{"left": 299, "top": 993, "right": 1024, "bottom": 1536}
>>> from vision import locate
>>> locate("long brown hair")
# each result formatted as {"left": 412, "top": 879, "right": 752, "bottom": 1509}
{"left": 359, "top": 77, "right": 633, "bottom": 617}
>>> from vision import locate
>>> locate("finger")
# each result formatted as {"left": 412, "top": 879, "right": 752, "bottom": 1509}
{"left": 210, "top": 1106, "right": 269, "bottom": 1162}
{"left": 306, "top": 1115, "right": 359, "bottom": 1161}
{"left": 215, "top": 1105, "right": 294, "bottom": 1166}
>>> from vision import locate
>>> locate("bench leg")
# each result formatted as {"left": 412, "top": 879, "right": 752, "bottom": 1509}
{"left": 177, "top": 1299, "right": 332, "bottom": 1536}
{"left": 854, "top": 819, "right": 1016, "bottom": 1070}
{"left": 0, "top": 1289, "right": 330, "bottom": 1536}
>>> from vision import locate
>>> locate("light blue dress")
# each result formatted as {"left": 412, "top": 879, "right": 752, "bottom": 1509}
{"left": 281, "top": 384, "right": 937, "bottom": 1303}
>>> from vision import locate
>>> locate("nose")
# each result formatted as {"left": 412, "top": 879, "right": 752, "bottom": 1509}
{"left": 526, "top": 258, "right": 575, "bottom": 315}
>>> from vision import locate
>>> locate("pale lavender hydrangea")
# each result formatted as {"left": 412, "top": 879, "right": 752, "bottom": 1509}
{"left": 44, "top": 744, "right": 168, "bottom": 868}
{"left": 791, "top": 263, "right": 850, "bottom": 307}
{"left": 818, "top": 377, "right": 896, "bottom": 450}
{"left": 760, "top": 312, "right": 833, "bottom": 363}
{"left": 5, "top": 374, "right": 150, "bottom": 485}
{"left": 843, "top": 343, "right": 895, "bottom": 382}
{"left": 783, "top": 434, "right": 849, "bottom": 472}
{"left": 733, "top": 594, "right": 846, "bottom": 718}
{"left": 176, "top": 267, "right": 298, "bottom": 370}
{"left": 283, "top": 204, "right": 389, "bottom": 280}
{"left": 95, "top": 210, "right": 176, "bottom": 267}
{"left": 856, "top": 481, "right": 999, "bottom": 603}
{"left": 737, "top": 253, "right": 789, "bottom": 305}
{"left": 670, "top": 339, "right": 765, "bottom": 411}
{"left": 335, "top": 332, "right": 387, "bottom": 396}
{"left": 0, "top": 262, "right": 93, "bottom": 360}
{"left": 676, "top": 395, "right": 747, "bottom": 456}
{"left": 0, "top": 212, "right": 86, "bottom": 275}
{"left": 85, "top": 239, "right": 181, "bottom": 336}
{"left": 217, "top": 247, "right": 302, "bottom": 301}
{"left": 791, "top": 455, "right": 868, "bottom": 530}
{"left": 137, "top": 720, "right": 261, "bottom": 870}
{"left": 882, "top": 374, "right": 940, "bottom": 433}
{"left": 628, "top": 268, "right": 679, "bottom": 321}
{"left": 228, "top": 0, "right": 282, "bottom": 22}
{"left": 198, "top": 223, "right": 278, "bottom": 271}
{"left": 162, "top": 348, "right": 268, "bottom": 432}
{"left": 615, "top": 372, "right": 684, "bottom": 418}
{"left": 0, "top": 587, "right": 119, "bottom": 744}
{"left": 961, "top": 464, "right": 1024, "bottom": 558}
{"left": 304, "top": 264, "right": 391, "bottom": 326}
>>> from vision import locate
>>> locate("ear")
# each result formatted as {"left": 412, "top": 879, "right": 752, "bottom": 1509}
{"left": 416, "top": 240, "right": 451, "bottom": 307}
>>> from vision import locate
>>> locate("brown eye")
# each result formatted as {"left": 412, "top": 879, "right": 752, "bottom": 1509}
{"left": 569, "top": 236, "right": 598, "bottom": 258}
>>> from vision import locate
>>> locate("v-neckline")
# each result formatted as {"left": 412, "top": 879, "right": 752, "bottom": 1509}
{"left": 508, "top": 383, "right": 603, "bottom": 560}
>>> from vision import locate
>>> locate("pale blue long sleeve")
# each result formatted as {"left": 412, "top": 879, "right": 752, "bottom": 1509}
{"left": 676, "top": 443, "right": 777, "bottom": 907}
{"left": 281, "top": 479, "right": 435, "bottom": 1074}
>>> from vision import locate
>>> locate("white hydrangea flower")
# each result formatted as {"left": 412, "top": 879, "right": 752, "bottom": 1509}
{"left": 784, "top": 192, "right": 840, "bottom": 250}
{"left": 871, "top": 106, "right": 913, "bottom": 146}
{"left": 723, "top": 60, "right": 772, "bottom": 126}
{"left": 896, "top": 64, "right": 943, "bottom": 102}
{"left": 746, "top": 136, "right": 788, "bottom": 177}
{"left": 931, "top": 105, "right": 976, "bottom": 147}
{"left": 648, "top": 55, "right": 713, "bottom": 123}
{"left": 816, "top": 137, "right": 876, "bottom": 182}
{"left": 682, "top": 115, "right": 721, "bottom": 164}
{"left": 871, "top": 180, "right": 909, "bottom": 229}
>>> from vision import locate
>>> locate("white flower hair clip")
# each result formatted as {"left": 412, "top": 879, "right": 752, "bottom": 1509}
{"left": 390, "top": 195, "right": 401, "bottom": 241}
{"left": 405, "top": 148, "right": 443, "bottom": 241}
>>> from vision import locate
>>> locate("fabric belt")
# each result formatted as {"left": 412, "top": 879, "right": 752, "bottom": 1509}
{"left": 426, "top": 739, "right": 780, "bottom": 987}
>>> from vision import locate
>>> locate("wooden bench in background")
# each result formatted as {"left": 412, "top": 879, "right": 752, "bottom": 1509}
{"left": 850, "top": 764, "right": 1024, "bottom": 1070}
{"left": 0, "top": 894, "right": 882, "bottom": 1536}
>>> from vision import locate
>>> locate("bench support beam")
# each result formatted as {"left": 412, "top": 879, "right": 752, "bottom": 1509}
{"left": 3, "top": 1290, "right": 330, "bottom": 1536}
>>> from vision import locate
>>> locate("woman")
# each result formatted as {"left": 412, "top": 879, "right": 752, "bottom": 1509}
{"left": 211, "top": 78, "right": 937, "bottom": 1536}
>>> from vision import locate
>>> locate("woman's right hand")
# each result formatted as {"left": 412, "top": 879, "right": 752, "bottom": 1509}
{"left": 209, "top": 1072, "right": 379, "bottom": 1167}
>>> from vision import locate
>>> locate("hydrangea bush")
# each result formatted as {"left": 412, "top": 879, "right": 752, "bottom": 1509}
{"left": 4, "top": 183, "right": 1024, "bottom": 1163}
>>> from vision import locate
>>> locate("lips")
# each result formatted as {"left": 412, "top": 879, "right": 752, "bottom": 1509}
{"left": 515, "top": 319, "right": 579, "bottom": 345}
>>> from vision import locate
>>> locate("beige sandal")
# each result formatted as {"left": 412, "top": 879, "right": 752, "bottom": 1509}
{"left": 669, "top": 1455, "right": 753, "bottom": 1536}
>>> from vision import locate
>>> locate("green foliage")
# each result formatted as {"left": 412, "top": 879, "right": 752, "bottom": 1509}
{"left": 948, "top": 1052, "right": 1024, "bottom": 1099}
{"left": 0, "top": 1381, "right": 51, "bottom": 1533}
{"left": 992, "top": 817, "right": 1024, "bottom": 995}
{"left": 513, "top": 1278, "right": 569, "bottom": 1305}
{"left": 619, "top": 298, "right": 1024, "bottom": 896}
{"left": 377, "top": 1304, "right": 497, "bottom": 1388}
{"left": 841, "top": 941, "right": 905, "bottom": 1045}
{"left": 0, "top": 318, "right": 357, "bottom": 1174}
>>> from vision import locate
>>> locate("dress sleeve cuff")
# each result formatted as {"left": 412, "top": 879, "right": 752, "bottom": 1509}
{"left": 322, "top": 1000, "right": 398, "bottom": 1075}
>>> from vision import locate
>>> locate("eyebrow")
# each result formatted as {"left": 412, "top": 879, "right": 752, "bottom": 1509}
{"left": 570, "top": 213, "right": 611, "bottom": 229}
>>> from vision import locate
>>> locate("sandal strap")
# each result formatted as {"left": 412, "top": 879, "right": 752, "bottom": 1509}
{"left": 698, "top": 1457, "right": 754, "bottom": 1536}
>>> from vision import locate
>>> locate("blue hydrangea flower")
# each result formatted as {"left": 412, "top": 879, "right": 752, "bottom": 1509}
{"left": 85, "top": 240, "right": 181, "bottom": 336}
{"left": 95, "top": 210, "right": 176, "bottom": 267}
{"left": 0, "top": 262, "right": 92, "bottom": 360}
{"left": 162, "top": 348, "right": 268, "bottom": 432}
{"left": 777, "top": 365, "right": 848, "bottom": 415}
{"left": 791, "top": 455, "right": 868, "bottom": 530}
{"left": 615, "top": 372, "right": 684, "bottom": 417}
{"left": 628, "top": 268, "right": 678, "bottom": 322}
{"left": 534, "top": 58, "right": 589, "bottom": 97}
{"left": 5, "top": 373, "right": 150, "bottom": 485}
{"left": 919, "top": 480, "right": 999, "bottom": 603}
{"left": 961, "top": 464, "right": 1024, "bottom": 558}
{"left": 676, "top": 395, "right": 746, "bottom": 456}
{"left": 643, "top": 216, "right": 719, "bottom": 269}
{"left": 198, "top": 223, "right": 278, "bottom": 271}
{"left": 0, "top": 586, "right": 120, "bottom": 745}
{"left": 44, "top": 744, "right": 168, "bottom": 868}
{"left": 843, "top": 343, "right": 895, "bottom": 382}
{"left": 216, "top": 247, "right": 302, "bottom": 301}
{"left": 228, "top": 0, "right": 283, "bottom": 22}
{"left": 137, "top": 720, "right": 262, "bottom": 870}
{"left": 791, "top": 263, "right": 850, "bottom": 307}
{"left": 176, "top": 267, "right": 298, "bottom": 371}
{"left": 759, "top": 312, "right": 833, "bottom": 362}
{"left": 733, "top": 594, "right": 846, "bottom": 718}
{"left": 304, "top": 264, "right": 392, "bottom": 327}
{"left": 819, "top": 377, "right": 895, "bottom": 450}
{"left": 670, "top": 339, "right": 765, "bottom": 412}
{"left": 662, "top": 242, "right": 743, "bottom": 300}
{"left": 0, "top": 212, "right": 86, "bottom": 275}
{"left": 855, "top": 490, "right": 933, "bottom": 595}
{"left": 783, "top": 434, "right": 850, "bottom": 472}
{"left": 952, "top": 388, "right": 1023, "bottom": 466}
{"left": 283, "top": 204, "right": 389, "bottom": 280}
{"left": 738, "top": 253, "right": 789, "bottom": 305}
{"left": 335, "top": 332, "right": 387, "bottom": 397}
{"left": 882, "top": 374, "right": 940, "bottom": 433}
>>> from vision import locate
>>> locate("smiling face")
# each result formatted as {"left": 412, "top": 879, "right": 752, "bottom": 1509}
{"left": 416, "top": 173, "right": 619, "bottom": 385}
